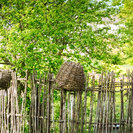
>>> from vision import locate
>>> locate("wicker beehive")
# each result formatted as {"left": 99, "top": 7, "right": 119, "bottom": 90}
{"left": 0, "top": 70, "right": 12, "bottom": 90}
{"left": 56, "top": 62, "right": 86, "bottom": 91}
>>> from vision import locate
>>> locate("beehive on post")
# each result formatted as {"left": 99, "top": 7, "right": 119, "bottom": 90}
{"left": 0, "top": 70, "right": 12, "bottom": 90}
{"left": 56, "top": 62, "right": 86, "bottom": 91}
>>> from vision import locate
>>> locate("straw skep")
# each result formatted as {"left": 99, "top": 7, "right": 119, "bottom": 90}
{"left": 0, "top": 70, "right": 12, "bottom": 90}
{"left": 56, "top": 62, "right": 86, "bottom": 91}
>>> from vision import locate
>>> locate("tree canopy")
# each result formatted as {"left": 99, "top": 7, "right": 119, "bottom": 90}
{"left": 119, "top": 0, "right": 133, "bottom": 65}
{"left": 0, "top": 0, "right": 132, "bottom": 74}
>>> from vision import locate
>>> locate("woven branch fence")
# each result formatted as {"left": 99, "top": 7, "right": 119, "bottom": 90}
{"left": 0, "top": 70, "right": 133, "bottom": 133}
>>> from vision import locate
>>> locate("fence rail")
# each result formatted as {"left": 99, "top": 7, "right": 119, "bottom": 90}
{"left": 0, "top": 71, "right": 133, "bottom": 133}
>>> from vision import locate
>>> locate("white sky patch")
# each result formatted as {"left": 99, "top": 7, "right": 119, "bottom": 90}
{"left": 88, "top": 16, "right": 125, "bottom": 34}
{"left": 0, "top": 64, "right": 3, "bottom": 67}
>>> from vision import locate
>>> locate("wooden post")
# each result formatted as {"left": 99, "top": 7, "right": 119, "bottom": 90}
{"left": 106, "top": 73, "right": 110, "bottom": 133}
{"left": 102, "top": 73, "right": 106, "bottom": 133}
{"left": 59, "top": 89, "right": 63, "bottom": 133}
{"left": 88, "top": 74, "right": 95, "bottom": 133}
{"left": 67, "top": 92, "right": 70, "bottom": 133}
{"left": 14, "top": 71, "right": 20, "bottom": 133}
{"left": 63, "top": 90, "right": 67, "bottom": 133}
{"left": 11, "top": 71, "right": 17, "bottom": 133}
{"left": 37, "top": 76, "right": 41, "bottom": 133}
{"left": 120, "top": 76, "right": 124, "bottom": 132}
{"left": 47, "top": 74, "right": 53, "bottom": 133}
{"left": 112, "top": 73, "right": 116, "bottom": 127}
{"left": 42, "top": 74, "right": 47, "bottom": 133}
{"left": 109, "top": 72, "right": 114, "bottom": 133}
{"left": 131, "top": 72, "right": 133, "bottom": 129}
{"left": 51, "top": 85, "right": 55, "bottom": 133}
{"left": 99, "top": 73, "right": 104, "bottom": 131}
{"left": 126, "top": 71, "right": 131, "bottom": 130}
{"left": 94, "top": 74, "right": 102, "bottom": 133}
{"left": 76, "top": 91, "right": 82, "bottom": 132}
{"left": 29, "top": 72, "right": 36, "bottom": 133}
{"left": 6, "top": 87, "right": 11, "bottom": 133}
{"left": 59, "top": 89, "right": 67, "bottom": 133}
{"left": 70, "top": 92, "right": 76, "bottom": 133}
{"left": 81, "top": 75, "right": 89, "bottom": 133}
{"left": 22, "top": 70, "right": 28, "bottom": 133}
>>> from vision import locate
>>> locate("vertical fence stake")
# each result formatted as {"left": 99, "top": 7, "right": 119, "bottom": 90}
{"left": 0, "top": 71, "right": 133, "bottom": 132}
{"left": 70, "top": 92, "right": 75, "bottom": 133}
{"left": 120, "top": 76, "right": 124, "bottom": 132}
{"left": 131, "top": 72, "right": 133, "bottom": 130}
{"left": 88, "top": 74, "right": 95, "bottom": 133}
{"left": 47, "top": 74, "right": 53, "bottom": 133}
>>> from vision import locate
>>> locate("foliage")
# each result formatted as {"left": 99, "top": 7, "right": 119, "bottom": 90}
{"left": 0, "top": 0, "right": 123, "bottom": 74}
{"left": 0, "top": 1, "right": 132, "bottom": 132}
{"left": 118, "top": 0, "right": 133, "bottom": 65}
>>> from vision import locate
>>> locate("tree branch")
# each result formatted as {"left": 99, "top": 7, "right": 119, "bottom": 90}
{"left": 0, "top": 62, "right": 13, "bottom": 65}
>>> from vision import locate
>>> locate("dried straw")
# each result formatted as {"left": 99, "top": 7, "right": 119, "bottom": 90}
{"left": 0, "top": 70, "right": 11, "bottom": 90}
{"left": 56, "top": 62, "right": 86, "bottom": 91}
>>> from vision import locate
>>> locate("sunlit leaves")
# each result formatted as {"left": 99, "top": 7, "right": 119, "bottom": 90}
{"left": 0, "top": 0, "right": 123, "bottom": 73}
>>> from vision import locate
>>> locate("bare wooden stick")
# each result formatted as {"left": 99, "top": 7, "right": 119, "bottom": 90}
{"left": 76, "top": 91, "right": 82, "bottom": 132}
{"left": 120, "top": 75, "right": 124, "bottom": 132}
{"left": 81, "top": 74, "right": 89, "bottom": 133}
{"left": 70, "top": 92, "right": 76, "bottom": 133}
{"left": 51, "top": 85, "right": 55, "bottom": 133}
{"left": 94, "top": 74, "right": 102, "bottom": 133}
{"left": 59, "top": 89, "right": 63, "bottom": 133}
{"left": 105, "top": 73, "right": 110, "bottom": 133}
{"left": 47, "top": 74, "right": 53, "bottom": 133}
{"left": 131, "top": 72, "right": 133, "bottom": 129}
{"left": 62, "top": 90, "right": 66, "bottom": 133}
{"left": 88, "top": 74, "right": 95, "bottom": 133}
{"left": 42, "top": 74, "right": 47, "bottom": 133}
{"left": 67, "top": 92, "right": 70, "bottom": 133}
{"left": 22, "top": 71, "right": 28, "bottom": 133}
{"left": 109, "top": 72, "right": 115, "bottom": 133}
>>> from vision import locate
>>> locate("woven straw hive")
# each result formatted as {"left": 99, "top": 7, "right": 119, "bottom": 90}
{"left": 0, "top": 70, "right": 12, "bottom": 90}
{"left": 56, "top": 62, "right": 86, "bottom": 91}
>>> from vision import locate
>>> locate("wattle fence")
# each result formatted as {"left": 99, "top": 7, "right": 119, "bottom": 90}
{"left": 0, "top": 71, "right": 133, "bottom": 133}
